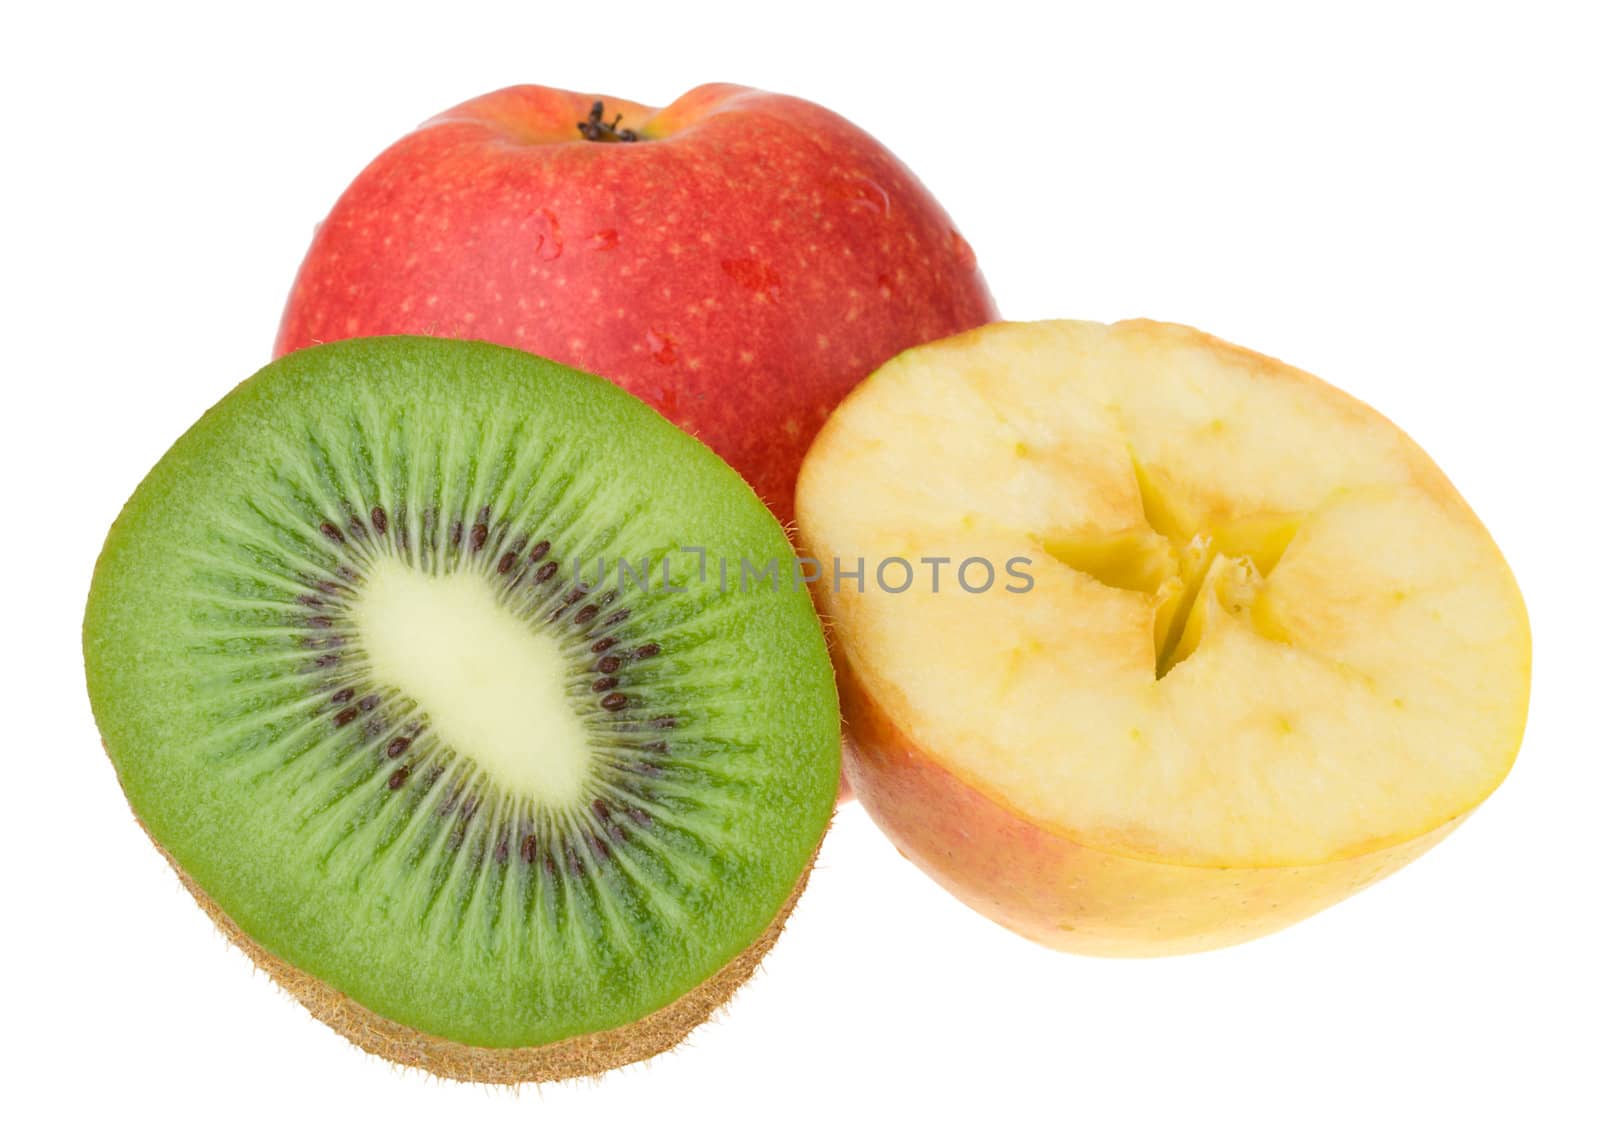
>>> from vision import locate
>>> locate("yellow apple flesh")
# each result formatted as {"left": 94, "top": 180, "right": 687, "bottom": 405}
{"left": 797, "top": 320, "right": 1530, "bottom": 955}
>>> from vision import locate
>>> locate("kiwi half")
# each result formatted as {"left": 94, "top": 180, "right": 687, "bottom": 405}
{"left": 83, "top": 337, "right": 839, "bottom": 1083}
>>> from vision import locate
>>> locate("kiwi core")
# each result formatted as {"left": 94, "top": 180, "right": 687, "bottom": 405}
{"left": 354, "top": 558, "right": 592, "bottom": 806}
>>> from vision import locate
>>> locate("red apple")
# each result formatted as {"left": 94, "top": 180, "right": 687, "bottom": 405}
{"left": 275, "top": 83, "right": 997, "bottom": 523}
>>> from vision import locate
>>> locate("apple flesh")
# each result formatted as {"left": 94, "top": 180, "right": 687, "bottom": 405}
{"left": 275, "top": 83, "right": 997, "bottom": 524}
{"left": 796, "top": 320, "right": 1530, "bottom": 955}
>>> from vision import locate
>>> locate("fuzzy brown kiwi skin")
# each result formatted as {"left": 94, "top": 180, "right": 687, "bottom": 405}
{"left": 129, "top": 808, "right": 823, "bottom": 1085}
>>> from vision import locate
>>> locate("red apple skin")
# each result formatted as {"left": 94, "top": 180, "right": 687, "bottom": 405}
{"left": 836, "top": 664, "right": 1463, "bottom": 955}
{"left": 275, "top": 83, "right": 998, "bottom": 524}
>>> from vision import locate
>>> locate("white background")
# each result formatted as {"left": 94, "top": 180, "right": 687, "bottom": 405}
{"left": 6, "top": 1, "right": 1596, "bottom": 1135}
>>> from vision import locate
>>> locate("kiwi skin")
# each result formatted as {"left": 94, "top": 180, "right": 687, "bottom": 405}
{"left": 142, "top": 820, "right": 816, "bottom": 1084}
{"left": 85, "top": 337, "right": 840, "bottom": 1081}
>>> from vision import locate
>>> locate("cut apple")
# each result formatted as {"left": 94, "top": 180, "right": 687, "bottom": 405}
{"left": 797, "top": 320, "right": 1530, "bottom": 955}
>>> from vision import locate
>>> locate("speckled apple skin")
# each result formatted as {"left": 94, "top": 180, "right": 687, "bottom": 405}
{"left": 275, "top": 83, "right": 997, "bottom": 524}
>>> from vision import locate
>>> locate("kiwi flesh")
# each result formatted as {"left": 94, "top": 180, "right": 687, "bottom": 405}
{"left": 83, "top": 337, "right": 839, "bottom": 1083}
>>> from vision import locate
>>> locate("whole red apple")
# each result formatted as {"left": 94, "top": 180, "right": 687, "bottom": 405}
{"left": 276, "top": 83, "right": 997, "bottom": 522}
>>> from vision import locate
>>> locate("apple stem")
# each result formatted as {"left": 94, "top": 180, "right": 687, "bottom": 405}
{"left": 577, "top": 102, "right": 640, "bottom": 143}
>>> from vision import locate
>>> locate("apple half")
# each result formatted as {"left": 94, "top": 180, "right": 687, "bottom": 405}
{"left": 797, "top": 320, "right": 1530, "bottom": 955}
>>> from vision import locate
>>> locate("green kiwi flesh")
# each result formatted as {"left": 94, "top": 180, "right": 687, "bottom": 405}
{"left": 83, "top": 337, "right": 840, "bottom": 1081}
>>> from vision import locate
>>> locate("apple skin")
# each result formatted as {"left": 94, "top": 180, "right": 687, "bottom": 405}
{"left": 837, "top": 664, "right": 1465, "bottom": 956}
{"left": 275, "top": 83, "right": 997, "bottom": 523}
